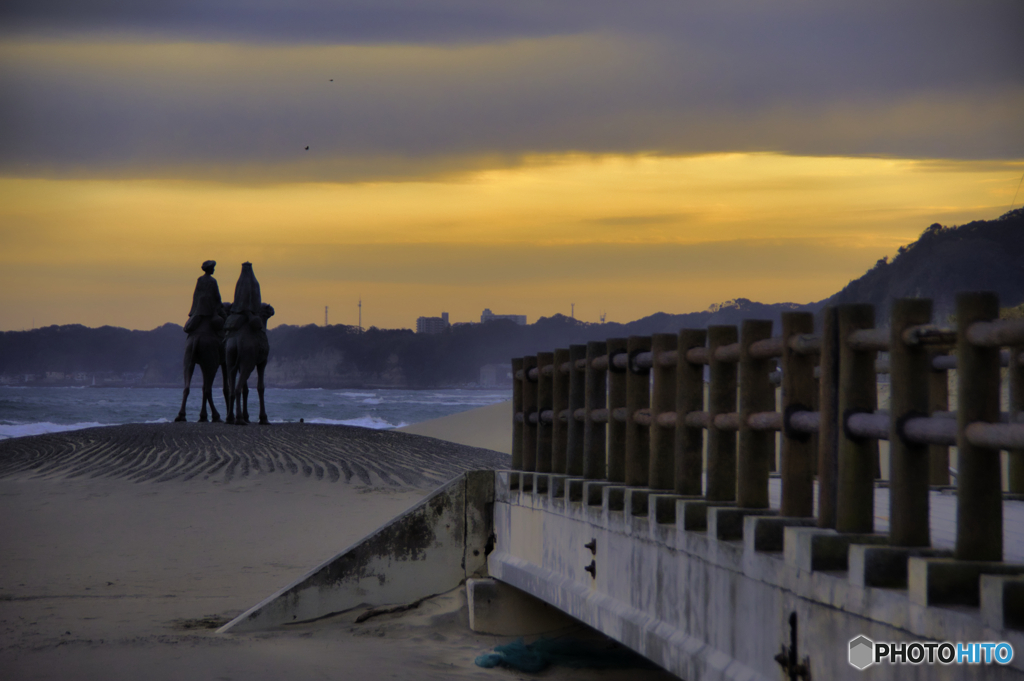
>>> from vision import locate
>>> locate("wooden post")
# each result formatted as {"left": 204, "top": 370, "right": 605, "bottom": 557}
{"left": 737, "top": 320, "right": 773, "bottom": 509}
{"left": 707, "top": 326, "right": 738, "bottom": 502}
{"left": 511, "top": 357, "right": 524, "bottom": 471}
{"left": 536, "top": 352, "right": 554, "bottom": 474}
{"left": 955, "top": 292, "right": 1002, "bottom": 561}
{"left": 817, "top": 307, "right": 840, "bottom": 529}
{"left": 583, "top": 341, "right": 607, "bottom": 480}
{"left": 552, "top": 348, "right": 570, "bottom": 475}
{"left": 780, "top": 312, "right": 816, "bottom": 517}
{"left": 835, "top": 305, "right": 877, "bottom": 534}
{"left": 566, "top": 344, "right": 587, "bottom": 477}
{"left": 625, "top": 336, "right": 652, "bottom": 487}
{"left": 889, "top": 299, "right": 932, "bottom": 547}
{"left": 607, "top": 338, "right": 629, "bottom": 484}
{"left": 1009, "top": 340, "right": 1024, "bottom": 494}
{"left": 927, "top": 349, "right": 951, "bottom": 486}
{"left": 676, "top": 329, "right": 707, "bottom": 496}
{"left": 522, "top": 355, "right": 538, "bottom": 472}
{"left": 650, "top": 333, "right": 677, "bottom": 491}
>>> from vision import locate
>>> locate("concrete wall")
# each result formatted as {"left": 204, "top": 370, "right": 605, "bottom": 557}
{"left": 490, "top": 471, "right": 1024, "bottom": 681}
{"left": 220, "top": 470, "right": 493, "bottom": 632}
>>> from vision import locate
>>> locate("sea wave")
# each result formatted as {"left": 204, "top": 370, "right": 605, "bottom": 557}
{"left": 0, "top": 421, "right": 111, "bottom": 440}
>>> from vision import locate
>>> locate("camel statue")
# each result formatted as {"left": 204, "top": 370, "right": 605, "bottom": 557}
{"left": 224, "top": 262, "right": 274, "bottom": 425}
{"left": 174, "top": 310, "right": 229, "bottom": 422}
{"left": 176, "top": 261, "right": 228, "bottom": 422}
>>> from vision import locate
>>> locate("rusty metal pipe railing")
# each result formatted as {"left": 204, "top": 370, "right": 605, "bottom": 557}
{"left": 583, "top": 341, "right": 607, "bottom": 480}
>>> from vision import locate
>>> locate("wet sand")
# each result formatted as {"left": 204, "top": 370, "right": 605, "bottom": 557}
{"left": 0, "top": 417, "right": 674, "bottom": 680}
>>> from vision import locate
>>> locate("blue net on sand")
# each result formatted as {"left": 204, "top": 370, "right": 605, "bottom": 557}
{"left": 474, "top": 637, "right": 657, "bottom": 673}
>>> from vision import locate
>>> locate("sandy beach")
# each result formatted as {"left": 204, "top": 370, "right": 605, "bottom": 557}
{"left": 1, "top": 416, "right": 674, "bottom": 680}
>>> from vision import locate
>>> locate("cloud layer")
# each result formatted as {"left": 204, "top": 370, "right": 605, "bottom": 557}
{"left": 1, "top": 1, "right": 1022, "bottom": 182}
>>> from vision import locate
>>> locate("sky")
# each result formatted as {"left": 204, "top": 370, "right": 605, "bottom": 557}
{"left": 1, "top": 1, "right": 1022, "bottom": 331}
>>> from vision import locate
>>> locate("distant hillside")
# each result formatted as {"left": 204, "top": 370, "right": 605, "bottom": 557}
{"left": 823, "top": 208, "right": 1024, "bottom": 322}
{"left": 2, "top": 210, "right": 1021, "bottom": 388}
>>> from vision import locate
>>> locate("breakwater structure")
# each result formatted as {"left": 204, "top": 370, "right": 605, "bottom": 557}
{"left": 221, "top": 292, "right": 1024, "bottom": 680}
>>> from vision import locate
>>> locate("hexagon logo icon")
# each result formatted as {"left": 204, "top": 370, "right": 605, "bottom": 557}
{"left": 849, "top": 635, "right": 875, "bottom": 670}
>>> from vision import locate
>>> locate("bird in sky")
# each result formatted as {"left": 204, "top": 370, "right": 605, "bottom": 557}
{"left": 305, "top": 146, "right": 309, "bottom": 151}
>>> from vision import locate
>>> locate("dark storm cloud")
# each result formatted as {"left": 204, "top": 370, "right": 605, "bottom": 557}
{"left": 0, "top": 0, "right": 1021, "bottom": 180}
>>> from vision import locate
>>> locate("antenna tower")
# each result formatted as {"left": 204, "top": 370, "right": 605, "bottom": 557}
{"left": 571, "top": 303, "right": 575, "bottom": 319}
{"left": 600, "top": 311, "right": 606, "bottom": 324}
{"left": 358, "top": 298, "right": 362, "bottom": 332}
{"left": 325, "top": 306, "right": 328, "bottom": 326}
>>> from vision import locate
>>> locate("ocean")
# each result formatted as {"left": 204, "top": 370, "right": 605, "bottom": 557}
{"left": 0, "top": 386, "right": 512, "bottom": 440}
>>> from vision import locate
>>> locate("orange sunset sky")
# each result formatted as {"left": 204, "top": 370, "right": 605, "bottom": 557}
{"left": 1, "top": 2, "right": 1022, "bottom": 331}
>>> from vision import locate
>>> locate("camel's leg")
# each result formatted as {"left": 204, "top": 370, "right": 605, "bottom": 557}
{"left": 218, "top": 358, "right": 229, "bottom": 423}
{"left": 225, "top": 345, "right": 237, "bottom": 424}
{"left": 202, "top": 362, "right": 220, "bottom": 423}
{"left": 241, "top": 369, "right": 252, "bottom": 424}
{"left": 175, "top": 345, "right": 196, "bottom": 422}
{"left": 257, "top": 362, "right": 269, "bottom": 425}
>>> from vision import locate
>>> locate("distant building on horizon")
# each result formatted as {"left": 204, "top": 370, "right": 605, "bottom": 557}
{"left": 416, "top": 312, "right": 450, "bottom": 334}
{"left": 480, "top": 308, "right": 526, "bottom": 326}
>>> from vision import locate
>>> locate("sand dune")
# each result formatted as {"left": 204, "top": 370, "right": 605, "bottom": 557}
{"left": 0, "top": 417, "right": 670, "bottom": 680}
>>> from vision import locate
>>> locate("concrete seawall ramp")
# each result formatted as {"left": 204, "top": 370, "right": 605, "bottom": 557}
{"left": 220, "top": 470, "right": 495, "bottom": 633}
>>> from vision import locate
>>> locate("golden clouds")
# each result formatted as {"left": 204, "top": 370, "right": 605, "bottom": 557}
{"left": 1, "top": 153, "right": 1021, "bottom": 330}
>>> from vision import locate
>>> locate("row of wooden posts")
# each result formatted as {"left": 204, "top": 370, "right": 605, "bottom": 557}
{"left": 511, "top": 292, "right": 1024, "bottom": 563}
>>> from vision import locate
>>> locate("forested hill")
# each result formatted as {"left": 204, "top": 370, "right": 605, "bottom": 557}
{"left": 823, "top": 208, "right": 1024, "bottom": 322}
{"left": 2, "top": 210, "right": 1021, "bottom": 388}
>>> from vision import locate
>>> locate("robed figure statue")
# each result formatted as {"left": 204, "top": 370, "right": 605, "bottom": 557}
{"left": 176, "top": 260, "right": 229, "bottom": 422}
{"left": 224, "top": 262, "right": 274, "bottom": 425}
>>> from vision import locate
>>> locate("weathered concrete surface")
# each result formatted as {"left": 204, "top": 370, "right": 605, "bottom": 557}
{"left": 490, "top": 470, "right": 1024, "bottom": 681}
{"left": 220, "top": 470, "right": 494, "bottom": 632}
{"left": 467, "top": 577, "right": 578, "bottom": 635}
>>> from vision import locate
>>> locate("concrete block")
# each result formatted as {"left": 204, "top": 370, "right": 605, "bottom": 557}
{"left": 566, "top": 478, "right": 586, "bottom": 503}
{"left": 783, "top": 527, "right": 887, "bottom": 572}
{"left": 848, "top": 545, "right": 952, "bottom": 589}
{"left": 548, "top": 474, "right": 569, "bottom": 508}
{"left": 707, "top": 506, "right": 776, "bottom": 541}
{"left": 583, "top": 481, "right": 609, "bottom": 507}
{"left": 908, "top": 557, "right": 1024, "bottom": 607}
{"left": 467, "top": 577, "right": 577, "bottom": 636}
{"left": 648, "top": 494, "right": 690, "bottom": 525}
{"left": 603, "top": 485, "right": 627, "bottom": 513}
{"left": 465, "top": 469, "right": 496, "bottom": 578}
{"left": 495, "top": 470, "right": 512, "bottom": 502}
{"left": 221, "top": 473, "right": 470, "bottom": 632}
{"left": 742, "top": 515, "right": 816, "bottom": 553}
{"left": 626, "top": 488, "right": 650, "bottom": 517}
{"left": 981, "top": 575, "right": 1024, "bottom": 631}
{"left": 675, "top": 498, "right": 726, "bottom": 532}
